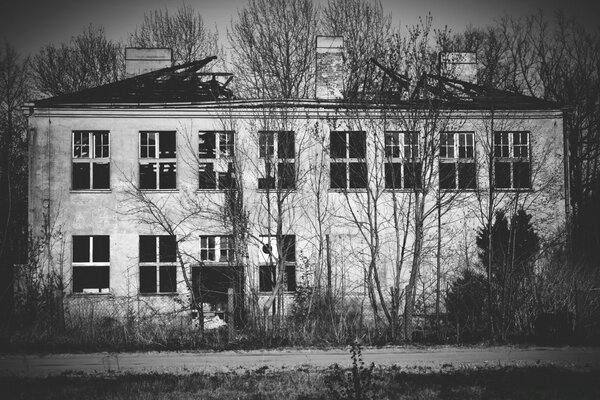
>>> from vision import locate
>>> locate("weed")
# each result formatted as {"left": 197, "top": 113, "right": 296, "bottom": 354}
{"left": 326, "top": 339, "right": 376, "bottom": 400}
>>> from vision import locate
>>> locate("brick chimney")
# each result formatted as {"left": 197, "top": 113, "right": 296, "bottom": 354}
{"left": 315, "top": 36, "right": 344, "bottom": 100}
{"left": 438, "top": 52, "right": 477, "bottom": 83}
{"left": 125, "top": 48, "right": 172, "bottom": 77}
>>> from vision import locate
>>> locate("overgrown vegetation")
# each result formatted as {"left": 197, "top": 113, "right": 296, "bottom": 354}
{"left": 2, "top": 365, "right": 599, "bottom": 399}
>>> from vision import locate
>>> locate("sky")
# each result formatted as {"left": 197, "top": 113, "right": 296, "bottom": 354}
{"left": 1, "top": 0, "right": 598, "bottom": 57}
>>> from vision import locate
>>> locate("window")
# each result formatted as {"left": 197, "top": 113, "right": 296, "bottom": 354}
{"left": 493, "top": 131, "right": 531, "bottom": 189}
{"left": 198, "top": 131, "right": 237, "bottom": 190}
{"left": 193, "top": 235, "right": 238, "bottom": 310}
{"left": 139, "top": 131, "right": 177, "bottom": 189}
{"left": 258, "top": 131, "right": 295, "bottom": 190}
{"left": 439, "top": 132, "right": 476, "bottom": 189}
{"left": 330, "top": 131, "right": 367, "bottom": 189}
{"left": 139, "top": 235, "right": 177, "bottom": 294}
{"left": 72, "top": 235, "right": 110, "bottom": 293}
{"left": 72, "top": 131, "right": 110, "bottom": 190}
{"left": 200, "top": 236, "right": 234, "bottom": 263}
{"left": 259, "top": 235, "right": 296, "bottom": 292}
{"left": 384, "top": 131, "right": 421, "bottom": 189}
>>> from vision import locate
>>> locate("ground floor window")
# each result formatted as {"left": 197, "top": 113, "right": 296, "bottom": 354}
{"left": 72, "top": 235, "right": 110, "bottom": 293}
{"left": 139, "top": 235, "right": 177, "bottom": 294}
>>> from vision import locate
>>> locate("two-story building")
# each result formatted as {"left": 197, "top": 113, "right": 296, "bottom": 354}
{"left": 26, "top": 39, "right": 567, "bottom": 324}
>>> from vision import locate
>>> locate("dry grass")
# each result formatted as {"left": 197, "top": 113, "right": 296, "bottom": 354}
{"left": 1, "top": 365, "right": 599, "bottom": 399}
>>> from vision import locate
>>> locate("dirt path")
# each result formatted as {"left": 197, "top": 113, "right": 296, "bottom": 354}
{"left": 1, "top": 347, "right": 599, "bottom": 377}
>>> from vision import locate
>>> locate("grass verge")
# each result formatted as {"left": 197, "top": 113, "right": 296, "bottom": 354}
{"left": 1, "top": 364, "right": 599, "bottom": 399}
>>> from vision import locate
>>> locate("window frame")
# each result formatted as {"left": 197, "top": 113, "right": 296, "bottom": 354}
{"left": 493, "top": 131, "right": 532, "bottom": 190}
{"left": 72, "top": 235, "right": 110, "bottom": 294}
{"left": 384, "top": 131, "right": 422, "bottom": 190}
{"left": 258, "top": 235, "right": 296, "bottom": 293}
{"left": 330, "top": 130, "right": 367, "bottom": 190}
{"left": 198, "top": 130, "right": 237, "bottom": 190}
{"left": 71, "top": 131, "right": 111, "bottom": 191}
{"left": 138, "top": 235, "right": 178, "bottom": 294}
{"left": 439, "top": 131, "right": 477, "bottom": 190}
{"left": 139, "top": 131, "right": 177, "bottom": 190}
{"left": 258, "top": 130, "right": 296, "bottom": 190}
{"left": 200, "top": 235, "right": 235, "bottom": 263}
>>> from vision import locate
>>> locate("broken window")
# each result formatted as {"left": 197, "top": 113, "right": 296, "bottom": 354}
{"left": 72, "top": 235, "right": 110, "bottom": 293}
{"left": 139, "top": 235, "right": 177, "bottom": 294}
{"left": 439, "top": 132, "right": 476, "bottom": 190}
{"left": 258, "top": 131, "right": 295, "bottom": 190}
{"left": 330, "top": 131, "right": 367, "bottom": 189}
{"left": 493, "top": 131, "right": 531, "bottom": 189}
{"left": 193, "top": 235, "right": 239, "bottom": 311}
{"left": 200, "top": 236, "right": 234, "bottom": 263}
{"left": 72, "top": 131, "right": 110, "bottom": 190}
{"left": 258, "top": 235, "right": 296, "bottom": 292}
{"left": 384, "top": 131, "right": 421, "bottom": 189}
{"left": 198, "top": 131, "right": 236, "bottom": 190}
{"left": 139, "top": 131, "right": 177, "bottom": 189}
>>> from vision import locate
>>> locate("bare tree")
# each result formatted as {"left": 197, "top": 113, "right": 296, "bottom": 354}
{"left": 228, "top": 0, "right": 318, "bottom": 99}
{"left": 31, "top": 25, "right": 124, "bottom": 97}
{"left": 322, "top": 0, "right": 392, "bottom": 98}
{"left": 0, "top": 42, "right": 30, "bottom": 321}
{"left": 129, "top": 4, "right": 223, "bottom": 66}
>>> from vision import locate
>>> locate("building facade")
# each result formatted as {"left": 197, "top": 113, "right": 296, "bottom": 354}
{"left": 26, "top": 40, "right": 567, "bottom": 323}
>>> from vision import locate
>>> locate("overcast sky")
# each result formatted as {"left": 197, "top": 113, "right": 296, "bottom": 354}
{"left": 1, "top": 0, "right": 598, "bottom": 57}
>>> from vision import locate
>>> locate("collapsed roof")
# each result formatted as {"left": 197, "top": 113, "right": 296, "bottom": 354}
{"left": 34, "top": 56, "right": 235, "bottom": 107}
{"left": 32, "top": 56, "right": 557, "bottom": 111}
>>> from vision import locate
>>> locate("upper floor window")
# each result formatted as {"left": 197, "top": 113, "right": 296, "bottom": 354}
{"left": 139, "top": 235, "right": 177, "bottom": 294}
{"left": 384, "top": 131, "right": 421, "bottom": 189}
{"left": 259, "top": 235, "right": 296, "bottom": 292}
{"left": 493, "top": 131, "right": 531, "bottom": 189}
{"left": 72, "top": 131, "right": 110, "bottom": 190}
{"left": 330, "top": 131, "right": 367, "bottom": 189}
{"left": 439, "top": 132, "right": 476, "bottom": 189}
{"left": 198, "top": 131, "right": 236, "bottom": 190}
{"left": 258, "top": 131, "right": 295, "bottom": 190}
{"left": 72, "top": 235, "right": 110, "bottom": 293}
{"left": 139, "top": 131, "right": 176, "bottom": 190}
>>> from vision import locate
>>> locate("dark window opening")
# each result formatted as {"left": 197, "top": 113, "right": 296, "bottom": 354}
{"left": 198, "top": 131, "right": 216, "bottom": 158}
{"left": 72, "top": 163, "right": 90, "bottom": 190}
{"left": 286, "top": 264, "right": 296, "bottom": 292}
{"left": 201, "top": 236, "right": 216, "bottom": 261}
{"left": 192, "top": 265, "right": 240, "bottom": 306}
{"left": 139, "top": 236, "right": 157, "bottom": 262}
{"left": 72, "top": 236, "right": 90, "bottom": 262}
{"left": 349, "top": 162, "right": 368, "bottom": 188}
{"left": 281, "top": 235, "right": 295, "bottom": 262}
{"left": 385, "top": 163, "right": 403, "bottom": 189}
{"left": 404, "top": 163, "right": 422, "bottom": 189}
{"left": 92, "top": 163, "right": 110, "bottom": 189}
{"left": 278, "top": 131, "right": 295, "bottom": 159}
{"left": 330, "top": 163, "right": 346, "bottom": 189}
{"left": 159, "top": 131, "right": 176, "bottom": 158}
{"left": 139, "top": 265, "right": 157, "bottom": 293}
{"left": 218, "top": 166, "right": 237, "bottom": 190}
{"left": 514, "top": 162, "right": 531, "bottom": 188}
{"left": 159, "top": 236, "right": 177, "bottom": 262}
{"left": 330, "top": 131, "right": 346, "bottom": 158}
{"left": 348, "top": 131, "right": 366, "bottom": 159}
{"left": 73, "top": 266, "right": 109, "bottom": 293}
{"left": 159, "top": 162, "right": 176, "bottom": 189}
{"left": 199, "top": 163, "right": 216, "bottom": 189}
{"left": 140, "top": 163, "right": 157, "bottom": 189}
{"left": 458, "top": 163, "right": 476, "bottom": 189}
{"left": 93, "top": 236, "right": 110, "bottom": 262}
{"left": 259, "top": 264, "right": 276, "bottom": 292}
{"left": 278, "top": 163, "right": 295, "bottom": 189}
{"left": 495, "top": 162, "right": 511, "bottom": 188}
{"left": 439, "top": 163, "right": 456, "bottom": 189}
{"left": 159, "top": 265, "right": 177, "bottom": 292}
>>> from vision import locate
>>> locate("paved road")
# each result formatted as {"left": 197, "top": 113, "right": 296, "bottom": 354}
{"left": 1, "top": 347, "right": 599, "bottom": 377}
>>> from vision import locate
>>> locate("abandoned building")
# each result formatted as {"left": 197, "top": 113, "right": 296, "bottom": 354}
{"left": 25, "top": 38, "right": 568, "bottom": 324}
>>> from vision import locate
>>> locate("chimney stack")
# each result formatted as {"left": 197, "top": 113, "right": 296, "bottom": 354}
{"left": 315, "top": 36, "right": 344, "bottom": 100}
{"left": 438, "top": 52, "right": 477, "bottom": 83}
{"left": 125, "top": 48, "right": 172, "bottom": 77}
